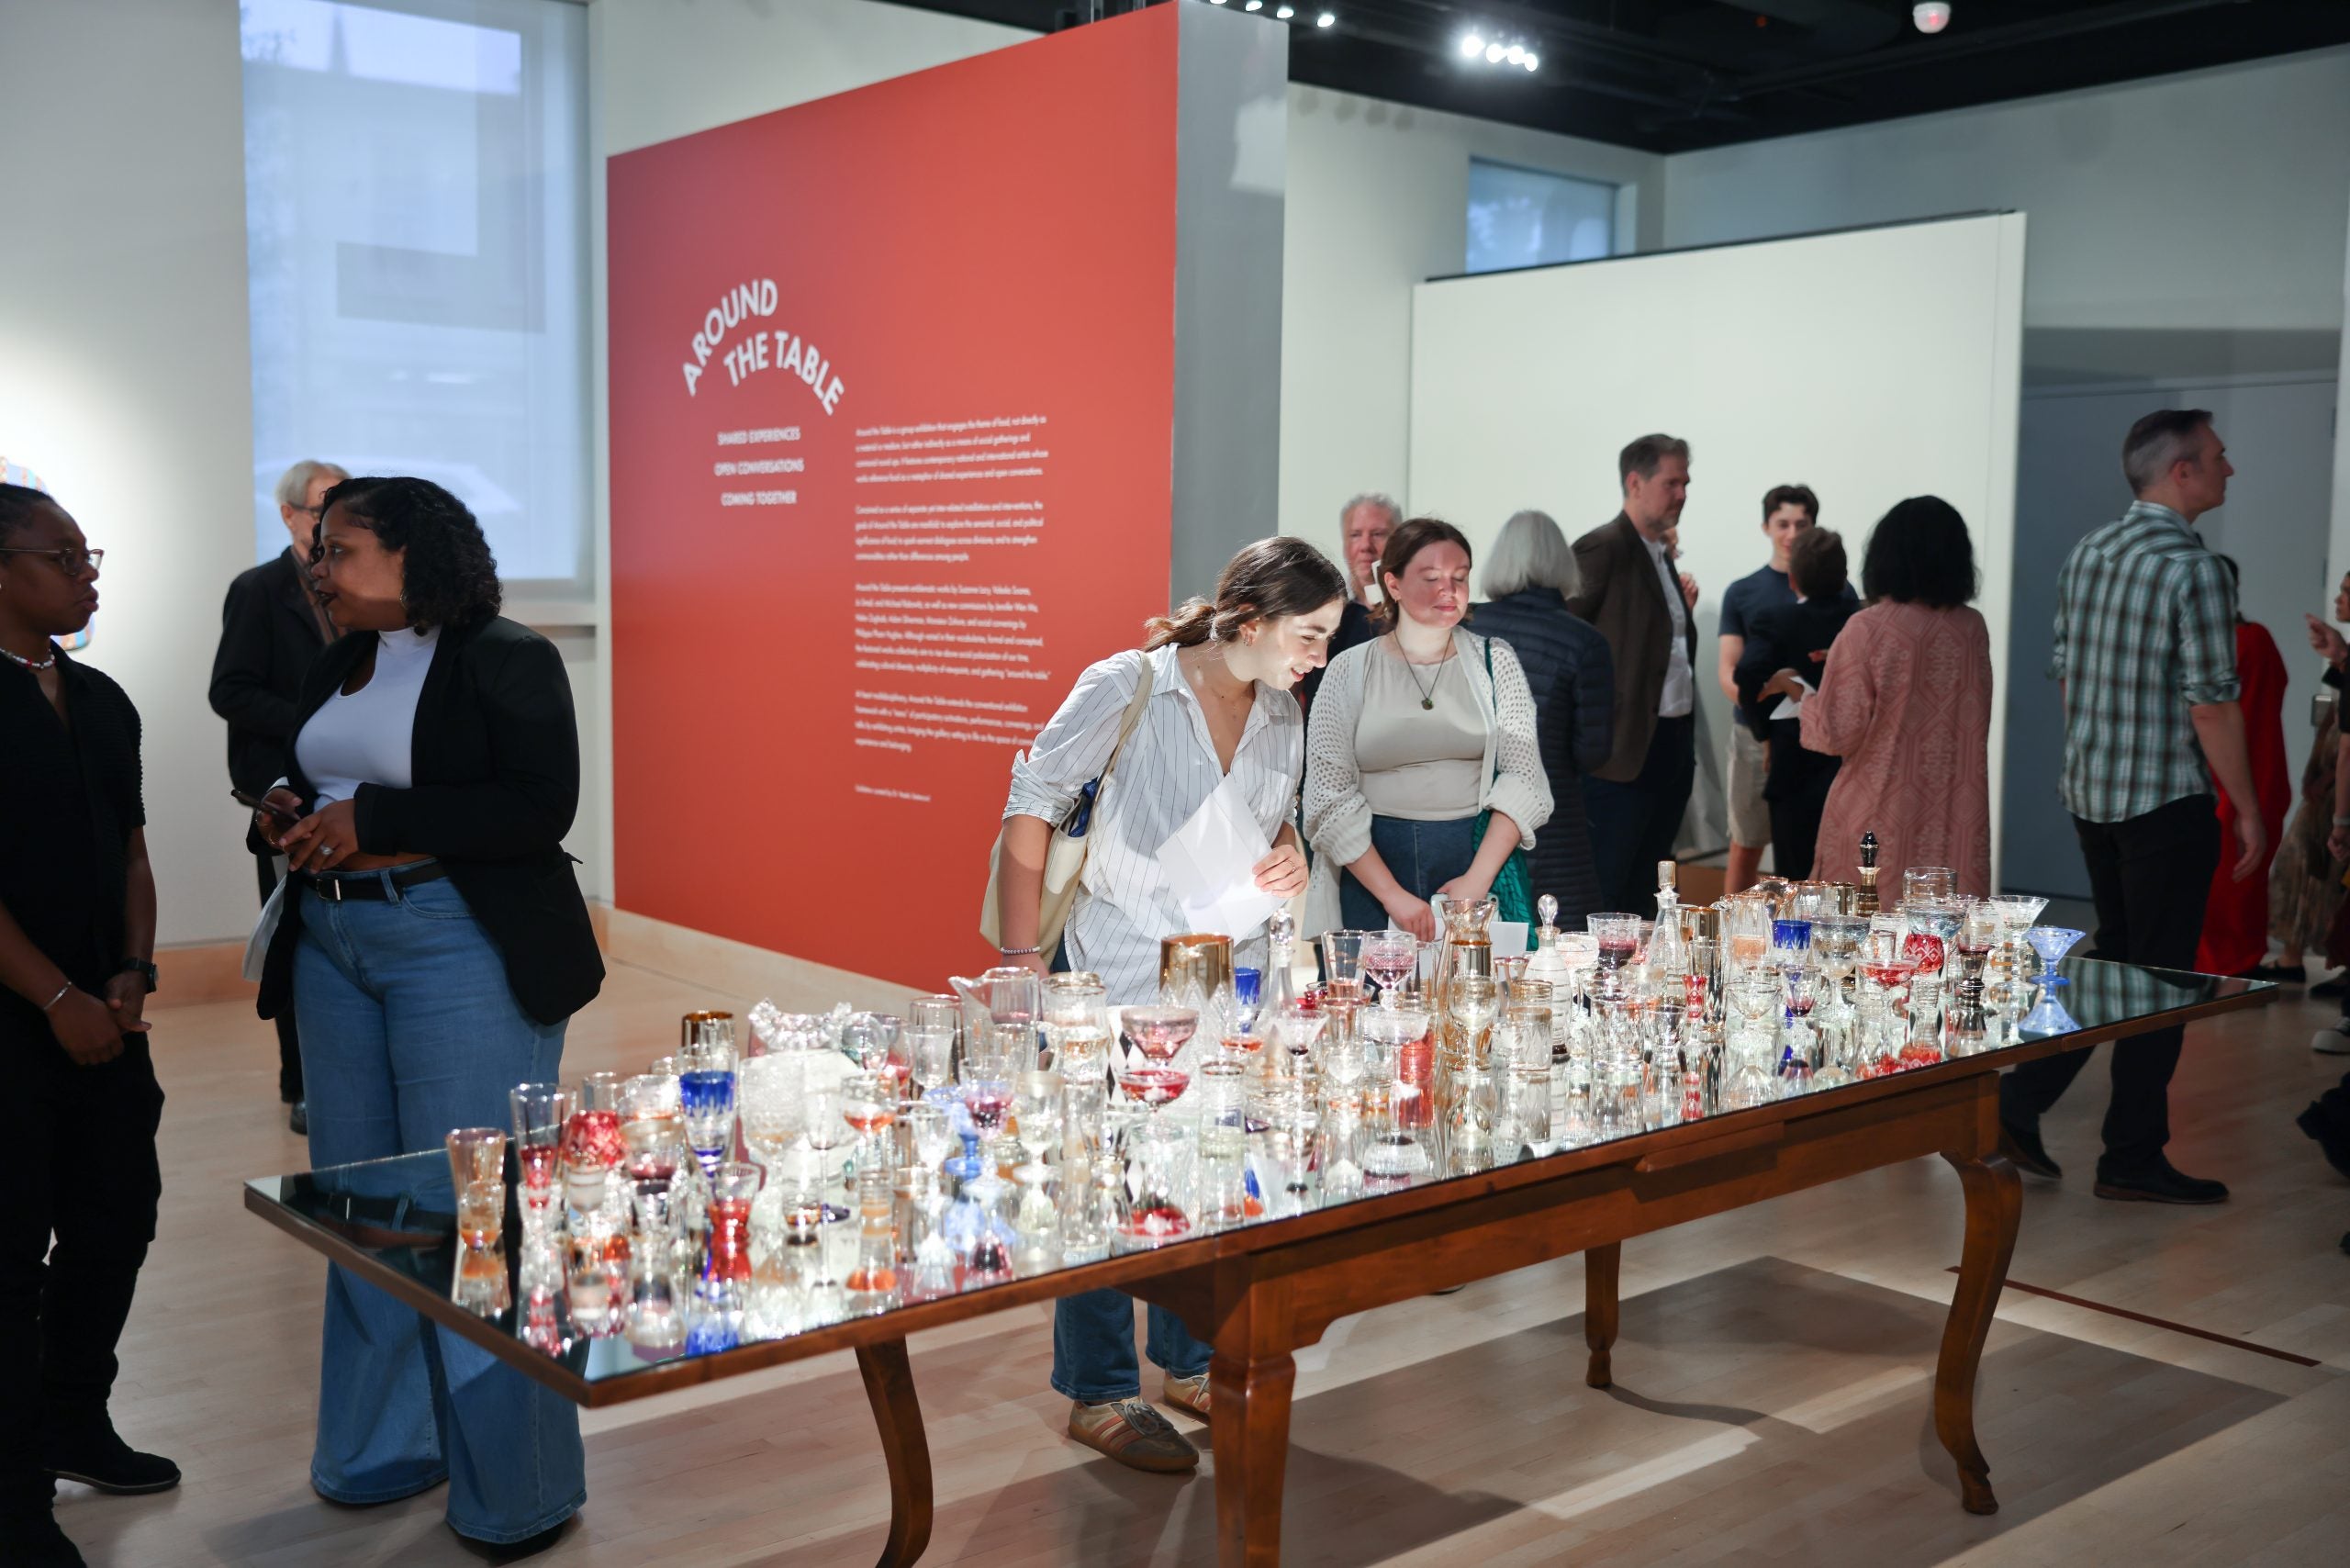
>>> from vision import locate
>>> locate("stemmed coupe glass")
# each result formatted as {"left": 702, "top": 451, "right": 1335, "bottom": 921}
{"left": 1113, "top": 1004, "right": 1198, "bottom": 1243}
{"left": 1361, "top": 930, "right": 1418, "bottom": 1010}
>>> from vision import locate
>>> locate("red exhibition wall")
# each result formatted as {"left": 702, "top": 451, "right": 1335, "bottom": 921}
{"left": 608, "top": 7, "right": 1180, "bottom": 989}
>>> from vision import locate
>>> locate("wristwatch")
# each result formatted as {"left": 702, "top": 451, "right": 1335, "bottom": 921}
{"left": 118, "top": 957, "right": 159, "bottom": 991}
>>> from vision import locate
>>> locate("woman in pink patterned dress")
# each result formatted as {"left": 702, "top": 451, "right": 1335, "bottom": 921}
{"left": 1803, "top": 496, "right": 1994, "bottom": 895}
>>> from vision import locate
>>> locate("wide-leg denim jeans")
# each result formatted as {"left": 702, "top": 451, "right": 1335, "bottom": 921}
{"left": 295, "top": 870, "right": 585, "bottom": 1545}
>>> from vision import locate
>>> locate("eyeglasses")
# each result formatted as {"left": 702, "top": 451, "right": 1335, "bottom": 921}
{"left": 0, "top": 546, "right": 103, "bottom": 577}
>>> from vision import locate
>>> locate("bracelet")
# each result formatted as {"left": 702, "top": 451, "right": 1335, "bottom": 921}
{"left": 2333, "top": 815, "right": 2350, "bottom": 827}
{"left": 999, "top": 946, "right": 1042, "bottom": 958}
{"left": 39, "top": 980, "right": 72, "bottom": 1013}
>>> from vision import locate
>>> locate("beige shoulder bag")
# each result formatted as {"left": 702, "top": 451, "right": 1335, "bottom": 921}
{"left": 980, "top": 654, "right": 1156, "bottom": 954}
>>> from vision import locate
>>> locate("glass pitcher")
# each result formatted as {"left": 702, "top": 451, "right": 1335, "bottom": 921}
{"left": 948, "top": 966, "right": 1041, "bottom": 1063}
{"left": 1434, "top": 893, "right": 1496, "bottom": 1009}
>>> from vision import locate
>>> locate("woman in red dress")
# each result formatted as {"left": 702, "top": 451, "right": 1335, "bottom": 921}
{"left": 2196, "top": 556, "right": 2291, "bottom": 975}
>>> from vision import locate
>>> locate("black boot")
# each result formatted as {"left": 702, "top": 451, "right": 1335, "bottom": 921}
{"left": 43, "top": 1414, "right": 180, "bottom": 1495}
{"left": 2091, "top": 1155, "right": 2229, "bottom": 1205}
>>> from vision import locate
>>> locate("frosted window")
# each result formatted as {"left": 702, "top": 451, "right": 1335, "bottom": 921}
{"left": 241, "top": 0, "right": 589, "bottom": 589}
{"left": 1466, "top": 160, "right": 1615, "bottom": 274}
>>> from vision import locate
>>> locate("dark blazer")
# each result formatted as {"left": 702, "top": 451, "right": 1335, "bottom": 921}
{"left": 257, "top": 614, "right": 604, "bottom": 1026}
{"left": 1566, "top": 514, "right": 1696, "bottom": 783}
{"left": 1470, "top": 588, "right": 1616, "bottom": 924}
{"left": 1733, "top": 596, "right": 1860, "bottom": 801}
{"left": 211, "top": 548, "right": 332, "bottom": 799}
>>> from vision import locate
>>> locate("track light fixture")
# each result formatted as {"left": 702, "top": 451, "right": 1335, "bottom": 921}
{"left": 1458, "top": 26, "right": 1539, "bottom": 73}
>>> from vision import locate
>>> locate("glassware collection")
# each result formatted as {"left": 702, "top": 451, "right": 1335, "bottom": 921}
{"left": 445, "top": 834, "right": 2091, "bottom": 1361}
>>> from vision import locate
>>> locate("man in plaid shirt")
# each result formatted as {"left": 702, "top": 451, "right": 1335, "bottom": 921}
{"left": 2001, "top": 409, "right": 2259, "bottom": 1206}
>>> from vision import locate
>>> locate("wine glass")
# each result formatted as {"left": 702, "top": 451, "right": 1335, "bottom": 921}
{"left": 1115, "top": 1006, "right": 1196, "bottom": 1119}
{"left": 1232, "top": 966, "right": 1262, "bottom": 1036}
{"left": 620, "top": 1072, "right": 687, "bottom": 1237}
{"left": 678, "top": 1037, "right": 737, "bottom": 1180}
{"left": 1360, "top": 929, "right": 1418, "bottom": 1009}
{"left": 1857, "top": 929, "right": 1917, "bottom": 1077}
{"left": 843, "top": 1013, "right": 908, "bottom": 1098}
{"left": 444, "top": 1127, "right": 506, "bottom": 1249}
{"left": 1042, "top": 972, "right": 1111, "bottom": 1080}
{"left": 562, "top": 1073, "right": 627, "bottom": 1215}
{"left": 906, "top": 1021, "right": 954, "bottom": 1102}
{"left": 799, "top": 1082, "right": 848, "bottom": 1215}
{"left": 840, "top": 1070, "right": 897, "bottom": 1173}
{"left": 952, "top": 1053, "right": 1012, "bottom": 1185}
{"left": 1120, "top": 1004, "right": 1198, "bottom": 1073}
{"left": 509, "top": 1083, "right": 572, "bottom": 1229}
{"left": 1358, "top": 1001, "right": 1432, "bottom": 1181}
{"left": 2020, "top": 925, "right": 2087, "bottom": 1036}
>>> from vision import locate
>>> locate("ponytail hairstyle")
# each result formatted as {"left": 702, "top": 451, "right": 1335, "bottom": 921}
{"left": 1371, "top": 516, "right": 1473, "bottom": 628}
{"left": 1144, "top": 535, "right": 1348, "bottom": 650}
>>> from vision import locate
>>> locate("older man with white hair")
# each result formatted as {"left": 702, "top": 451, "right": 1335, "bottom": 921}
{"left": 1300, "top": 491, "right": 1398, "bottom": 711}
{"left": 208, "top": 459, "right": 345, "bottom": 1134}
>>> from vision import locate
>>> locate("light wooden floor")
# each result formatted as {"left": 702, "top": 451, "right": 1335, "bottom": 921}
{"left": 61, "top": 958, "right": 2350, "bottom": 1566}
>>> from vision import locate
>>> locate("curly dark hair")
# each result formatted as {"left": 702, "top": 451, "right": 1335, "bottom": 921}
{"left": 319, "top": 476, "right": 501, "bottom": 629}
{"left": 1860, "top": 495, "right": 1976, "bottom": 610}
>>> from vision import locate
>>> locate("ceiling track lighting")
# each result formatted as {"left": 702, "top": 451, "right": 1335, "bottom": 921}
{"left": 1218, "top": 0, "right": 1324, "bottom": 24}
{"left": 1457, "top": 26, "right": 1539, "bottom": 73}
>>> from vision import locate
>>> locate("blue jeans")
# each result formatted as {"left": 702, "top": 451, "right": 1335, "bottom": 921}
{"left": 1339, "top": 814, "right": 1479, "bottom": 931}
{"left": 295, "top": 870, "right": 585, "bottom": 1545}
{"left": 1052, "top": 1290, "right": 1211, "bottom": 1404}
{"left": 1583, "top": 714, "right": 1695, "bottom": 913}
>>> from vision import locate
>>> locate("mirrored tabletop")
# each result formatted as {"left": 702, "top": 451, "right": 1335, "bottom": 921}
{"left": 245, "top": 955, "right": 2269, "bottom": 1394}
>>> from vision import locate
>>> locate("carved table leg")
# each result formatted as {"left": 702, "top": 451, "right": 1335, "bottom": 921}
{"left": 1212, "top": 1347, "right": 1297, "bottom": 1568}
{"left": 1584, "top": 1241, "right": 1621, "bottom": 1389}
{"left": 856, "top": 1338, "right": 934, "bottom": 1567}
{"left": 1936, "top": 1150, "right": 2021, "bottom": 1516}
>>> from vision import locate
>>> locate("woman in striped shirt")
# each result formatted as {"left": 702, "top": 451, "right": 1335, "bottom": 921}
{"left": 996, "top": 535, "right": 1346, "bottom": 1473}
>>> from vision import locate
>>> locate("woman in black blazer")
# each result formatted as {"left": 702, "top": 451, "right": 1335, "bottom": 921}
{"left": 251, "top": 476, "right": 599, "bottom": 1554}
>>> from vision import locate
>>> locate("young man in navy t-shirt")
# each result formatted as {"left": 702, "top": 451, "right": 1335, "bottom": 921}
{"left": 1715, "top": 484, "right": 1854, "bottom": 891}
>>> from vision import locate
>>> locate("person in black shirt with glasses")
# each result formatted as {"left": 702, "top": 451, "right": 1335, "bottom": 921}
{"left": 0, "top": 484, "right": 175, "bottom": 1568}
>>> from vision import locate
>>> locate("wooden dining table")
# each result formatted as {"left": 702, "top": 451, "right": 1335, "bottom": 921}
{"left": 246, "top": 956, "right": 2271, "bottom": 1567}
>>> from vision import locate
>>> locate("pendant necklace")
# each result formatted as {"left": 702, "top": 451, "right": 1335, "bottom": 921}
{"left": 1394, "top": 635, "right": 1443, "bottom": 711}
{"left": 0, "top": 642, "right": 57, "bottom": 671}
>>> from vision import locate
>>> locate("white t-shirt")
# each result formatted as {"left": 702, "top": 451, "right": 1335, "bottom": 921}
{"left": 294, "top": 626, "right": 439, "bottom": 807}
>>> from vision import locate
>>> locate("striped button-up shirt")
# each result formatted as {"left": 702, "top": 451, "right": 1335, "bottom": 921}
{"left": 2051, "top": 500, "right": 2239, "bottom": 824}
{"left": 1005, "top": 645, "right": 1301, "bottom": 1008}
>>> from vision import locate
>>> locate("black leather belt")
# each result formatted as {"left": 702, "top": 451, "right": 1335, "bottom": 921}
{"left": 298, "top": 861, "right": 451, "bottom": 902}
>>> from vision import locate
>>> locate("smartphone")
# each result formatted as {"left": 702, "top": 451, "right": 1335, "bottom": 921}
{"left": 231, "top": 787, "right": 303, "bottom": 825}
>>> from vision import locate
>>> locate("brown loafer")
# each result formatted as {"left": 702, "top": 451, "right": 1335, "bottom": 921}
{"left": 1160, "top": 1372, "right": 1211, "bottom": 1421}
{"left": 1068, "top": 1397, "right": 1199, "bottom": 1473}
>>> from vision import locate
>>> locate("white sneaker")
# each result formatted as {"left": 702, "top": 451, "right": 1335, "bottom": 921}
{"left": 2312, "top": 1021, "right": 2350, "bottom": 1055}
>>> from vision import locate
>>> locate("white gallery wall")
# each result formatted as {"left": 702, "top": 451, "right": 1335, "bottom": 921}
{"left": 1408, "top": 213, "right": 2028, "bottom": 861}
{"left": 1661, "top": 48, "right": 2350, "bottom": 386}
{"left": 1280, "top": 88, "right": 1662, "bottom": 548}
{"left": 0, "top": 0, "right": 261, "bottom": 949}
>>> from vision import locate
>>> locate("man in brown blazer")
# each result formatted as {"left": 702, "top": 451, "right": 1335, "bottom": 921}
{"left": 1568, "top": 434, "right": 1700, "bottom": 911}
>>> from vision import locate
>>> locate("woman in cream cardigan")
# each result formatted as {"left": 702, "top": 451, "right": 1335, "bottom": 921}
{"left": 1305, "top": 517, "right": 1551, "bottom": 941}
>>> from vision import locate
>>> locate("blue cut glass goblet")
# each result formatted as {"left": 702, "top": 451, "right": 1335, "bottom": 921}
{"left": 2020, "top": 926, "right": 2085, "bottom": 1036}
